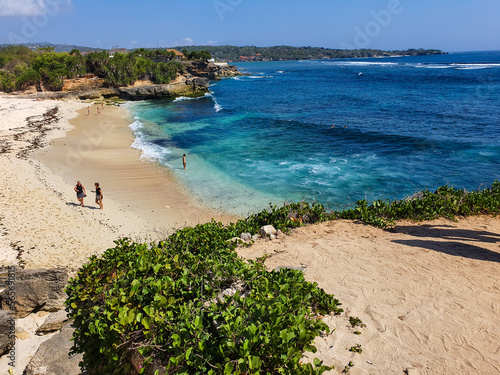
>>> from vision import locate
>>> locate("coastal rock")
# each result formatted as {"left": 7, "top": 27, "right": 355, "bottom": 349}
{"left": 183, "top": 61, "right": 242, "bottom": 80}
{"left": 214, "top": 64, "right": 242, "bottom": 78}
{"left": 36, "top": 310, "right": 69, "bottom": 334}
{"left": 0, "top": 310, "right": 14, "bottom": 356}
{"left": 259, "top": 225, "right": 277, "bottom": 237}
{"left": 118, "top": 78, "right": 209, "bottom": 100}
{"left": 24, "top": 324, "right": 83, "bottom": 375}
{"left": 0, "top": 268, "right": 68, "bottom": 318}
{"left": 10, "top": 62, "right": 238, "bottom": 101}
{"left": 240, "top": 233, "right": 252, "bottom": 241}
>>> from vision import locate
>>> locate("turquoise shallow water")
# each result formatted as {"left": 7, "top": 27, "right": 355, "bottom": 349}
{"left": 128, "top": 51, "right": 500, "bottom": 216}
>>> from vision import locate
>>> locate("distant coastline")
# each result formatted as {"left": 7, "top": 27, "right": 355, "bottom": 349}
{"left": 167, "top": 45, "right": 447, "bottom": 62}
{"left": 1, "top": 42, "right": 447, "bottom": 63}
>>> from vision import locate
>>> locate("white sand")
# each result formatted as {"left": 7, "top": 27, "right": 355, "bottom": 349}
{"left": 0, "top": 96, "right": 235, "bottom": 273}
{"left": 239, "top": 217, "right": 500, "bottom": 374}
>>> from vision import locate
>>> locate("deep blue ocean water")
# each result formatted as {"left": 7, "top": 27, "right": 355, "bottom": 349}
{"left": 128, "top": 51, "right": 500, "bottom": 216}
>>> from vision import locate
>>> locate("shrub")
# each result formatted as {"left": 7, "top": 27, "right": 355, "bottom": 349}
{"left": 334, "top": 181, "right": 500, "bottom": 228}
{"left": 66, "top": 182, "right": 500, "bottom": 373}
{"left": 66, "top": 203, "right": 342, "bottom": 375}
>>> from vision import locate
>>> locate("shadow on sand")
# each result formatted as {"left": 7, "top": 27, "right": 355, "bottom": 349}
{"left": 392, "top": 224, "right": 500, "bottom": 263}
{"left": 66, "top": 202, "right": 101, "bottom": 210}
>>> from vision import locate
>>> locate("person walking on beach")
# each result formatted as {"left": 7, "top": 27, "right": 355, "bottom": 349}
{"left": 182, "top": 154, "right": 186, "bottom": 169}
{"left": 97, "top": 107, "right": 101, "bottom": 116}
{"left": 92, "top": 182, "right": 103, "bottom": 210}
{"left": 74, "top": 181, "right": 86, "bottom": 207}
{"left": 87, "top": 106, "right": 90, "bottom": 116}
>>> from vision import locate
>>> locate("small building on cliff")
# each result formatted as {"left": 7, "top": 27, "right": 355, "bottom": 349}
{"left": 166, "top": 49, "right": 185, "bottom": 61}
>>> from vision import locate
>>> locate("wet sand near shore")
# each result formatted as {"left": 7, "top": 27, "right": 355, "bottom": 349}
{"left": 35, "top": 103, "right": 238, "bottom": 235}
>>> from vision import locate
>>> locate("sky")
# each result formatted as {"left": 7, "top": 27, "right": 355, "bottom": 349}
{"left": 0, "top": 0, "right": 499, "bottom": 52}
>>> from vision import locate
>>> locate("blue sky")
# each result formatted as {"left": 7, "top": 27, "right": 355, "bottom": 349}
{"left": 0, "top": 0, "right": 499, "bottom": 52}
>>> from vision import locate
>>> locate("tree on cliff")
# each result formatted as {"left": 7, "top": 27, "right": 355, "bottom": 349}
{"left": 182, "top": 49, "right": 211, "bottom": 62}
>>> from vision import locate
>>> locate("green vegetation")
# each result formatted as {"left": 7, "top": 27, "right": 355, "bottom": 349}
{"left": 0, "top": 46, "right": 187, "bottom": 92}
{"left": 176, "top": 45, "right": 446, "bottom": 62}
{"left": 66, "top": 182, "right": 499, "bottom": 374}
{"left": 181, "top": 49, "right": 212, "bottom": 62}
{"left": 335, "top": 182, "right": 500, "bottom": 228}
{"left": 348, "top": 316, "right": 365, "bottom": 328}
{"left": 348, "top": 344, "right": 362, "bottom": 354}
{"left": 342, "top": 361, "right": 355, "bottom": 373}
{"left": 66, "top": 201, "right": 342, "bottom": 375}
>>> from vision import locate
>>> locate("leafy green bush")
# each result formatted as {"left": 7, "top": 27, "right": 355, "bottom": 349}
{"left": 66, "top": 203, "right": 342, "bottom": 375}
{"left": 335, "top": 181, "right": 500, "bottom": 228}
{"left": 0, "top": 70, "right": 15, "bottom": 92}
{"left": 66, "top": 182, "right": 500, "bottom": 373}
{"left": 14, "top": 66, "right": 41, "bottom": 90}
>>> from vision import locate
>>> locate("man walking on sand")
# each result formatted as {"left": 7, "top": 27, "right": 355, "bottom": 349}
{"left": 183, "top": 154, "right": 186, "bottom": 169}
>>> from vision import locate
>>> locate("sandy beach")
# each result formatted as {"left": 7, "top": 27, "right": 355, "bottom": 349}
{"left": 1, "top": 95, "right": 499, "bottom": 374}
{"left": 238, "top": 217, "right": 500, "bottom": 374}
{"left": 0, "top": 96, "right": 236, "bottom": 272}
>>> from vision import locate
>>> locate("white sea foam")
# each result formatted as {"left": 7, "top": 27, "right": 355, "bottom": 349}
{"left": 248, "top": 75, "right": 273, "bottom": 79}
{"left": 129, "top": 119, "right": 143, "bottom": 132}
{"left": 452, "top": 63, "right": 500, "bottom": 70}
{"left": 327, "top": 61, "right": 398, "bottom": 67}
{"left": 415, "top": 65, "right": 453, "bottom": 69}
{"left": 173, "top": 93, "right": 211, "bottom": 102}
{"left": 133, "top": 140, "right": 171, "bottom": 161}
{"left": 207, "top": 93, "right": 223, "bottom": 112}
{"left": 129, "top": 120, "right": 171, "bottom": 161}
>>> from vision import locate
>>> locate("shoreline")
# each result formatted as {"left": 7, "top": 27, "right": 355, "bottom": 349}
{"left": 0, "top": 95, "right": 237, "bottom": 273}
{"left": 35, "top": 102, "right": 238, "bottom": 232}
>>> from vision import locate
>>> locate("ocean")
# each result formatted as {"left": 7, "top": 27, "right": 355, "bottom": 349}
{"left": 128, "top": 51, "right": 500, "bottom": 216}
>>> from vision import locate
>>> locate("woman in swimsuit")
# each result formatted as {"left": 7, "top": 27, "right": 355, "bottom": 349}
{"left": 74, "top": 181, "right": 86, "bottom": 207}
{"left": 92, "top": 182, "right": 103, "bottom": 210}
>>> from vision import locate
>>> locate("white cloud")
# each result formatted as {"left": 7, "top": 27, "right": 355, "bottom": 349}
{"left": 0, "top": 0, "right": 71, "bottom": 17}
{"left": 181, "top": 37, "right": 194, "bottom": 45}
{"left": 207, "top": 40, "right": 218, "bottom": 46}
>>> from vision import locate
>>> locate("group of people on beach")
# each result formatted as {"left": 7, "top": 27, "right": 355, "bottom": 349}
{"left": 75, "top": 181, "right": 103, "bottom": 210}
{"left": 87, "top": 102, "right": 104, "bottom": 116}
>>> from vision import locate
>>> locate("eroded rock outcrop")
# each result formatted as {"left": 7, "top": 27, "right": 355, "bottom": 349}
{"left": 0, "top": 268, "right": 68, "bottom": 318}
{"left": 24, "top": 324, "right": 83, "bottom": 375}
{"left": 118, "top": 76, "right": 209, "bottom": 100}
{"left": 183, "top": 61, "right": 242, "bottom": 80}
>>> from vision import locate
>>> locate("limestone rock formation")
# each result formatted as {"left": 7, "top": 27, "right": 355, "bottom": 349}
{"left": 36, "top": 310, "right": 69, "bottom": 334}
{"left": 0, "top": 268, "right": 68, "bottom": 318}
{"left": 24, "top": 324, "right": 83, "bottom": 375}
{"left": 0, "top": 310, "right": 14, "bottom": 356}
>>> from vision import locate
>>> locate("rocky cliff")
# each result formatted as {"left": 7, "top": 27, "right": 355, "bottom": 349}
{"left": 13, "top": 62, "right": 241, "bottom": 101}
{"left": 183, "top": 61, "right": 242, "bottom": 80}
